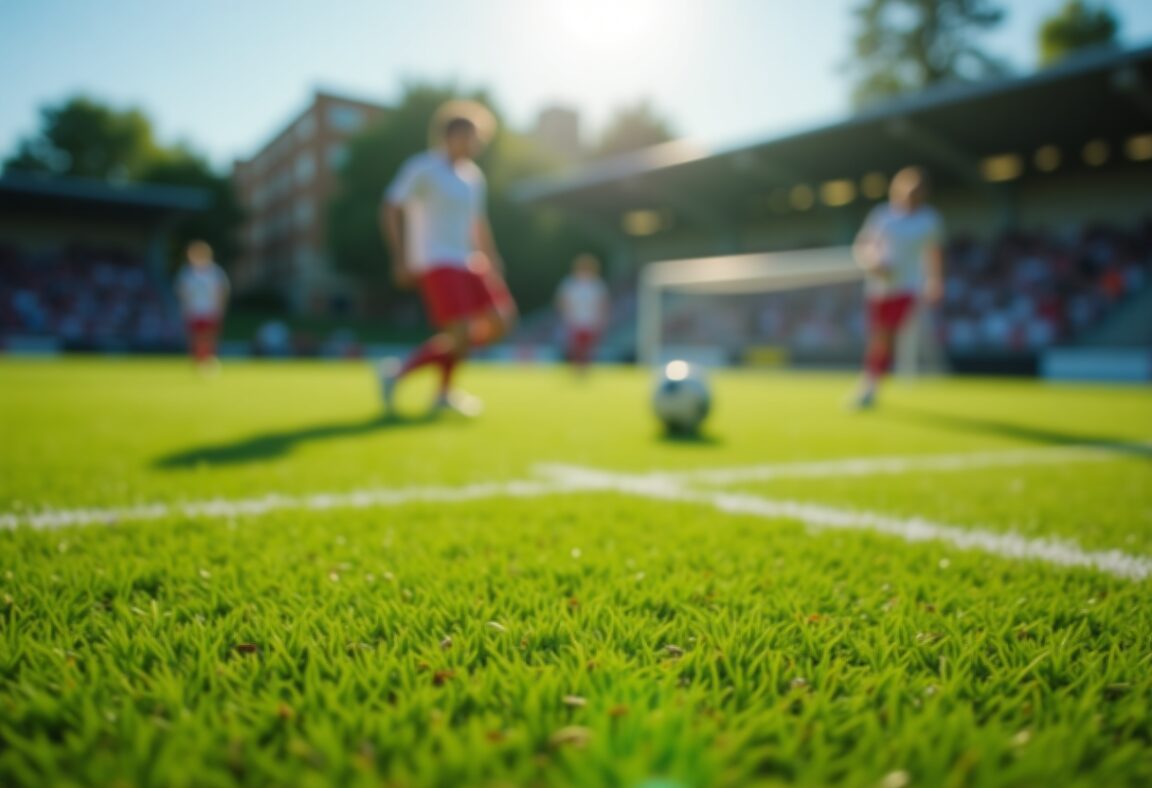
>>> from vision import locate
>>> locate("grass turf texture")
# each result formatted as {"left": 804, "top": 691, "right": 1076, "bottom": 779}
{"left": 1, "top": 359, "right": 1150, "bottom": 787}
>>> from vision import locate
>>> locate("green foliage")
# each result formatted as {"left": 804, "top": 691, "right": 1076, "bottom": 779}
{"left": 591, "top": 100, "right": 677, "bottom": 159}
{"left": 328, "top": 83, "right": 602, "bottom": 318}
{"left": 1, "top": 361, "right": 1151, "bottom": 786}
{"left": 847, "top": 0, "right": 1007, "bottom": 108}
{"left": 3, "top": 95, "right": 165, "bottom": 180}
{"left": 1039, "top": 1, "right": 1120, "bottom": 66}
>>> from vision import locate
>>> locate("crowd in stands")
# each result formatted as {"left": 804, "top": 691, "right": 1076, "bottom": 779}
{"left": 0, "top": 244, "right": 183, "bottom": 349}
{"left": 942, "top": 220, "right": 1150, "bottom": 352}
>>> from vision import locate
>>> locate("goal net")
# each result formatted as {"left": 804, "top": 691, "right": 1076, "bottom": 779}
{"left": 637, "top": 246, "right": 943, "bottom": 375}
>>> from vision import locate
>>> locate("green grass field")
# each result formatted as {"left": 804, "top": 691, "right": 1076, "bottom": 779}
{"left": 1, "top": 359, "right": 1150, "bottom": 787}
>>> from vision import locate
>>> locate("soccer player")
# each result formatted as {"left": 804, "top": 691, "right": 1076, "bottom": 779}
{"left": 850, "top": 166, "right": 944, "bottom": 408}
{"left": 555, "top": 253, "right": 610, "bottom": 373}
{"left": 176, "top": 240, "right": 230, "bottom": 370}
{"left": 379, "top": 101, "right": 515, "bottom": 416}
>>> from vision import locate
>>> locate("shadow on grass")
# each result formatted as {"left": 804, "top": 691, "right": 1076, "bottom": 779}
{"left": 154, "top": 412, "right": 441, "bottom": 469}
{"left": 882, "top": 406, "right": 1152, "bottom": 461}
{"left": 657, "top": 430, "right": 725, "bottom": 447}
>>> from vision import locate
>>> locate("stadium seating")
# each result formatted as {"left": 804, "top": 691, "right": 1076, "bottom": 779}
{"left": 0, "top": 243, "right": 183, "bottom": 351}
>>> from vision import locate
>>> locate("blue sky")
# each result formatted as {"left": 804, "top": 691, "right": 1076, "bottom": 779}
{"left": 2, "top": 0, "right": 1150, "bottom": 169}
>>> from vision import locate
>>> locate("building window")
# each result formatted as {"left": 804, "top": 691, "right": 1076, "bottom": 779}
{"left": 295, "top": 198, "right": 314, "bottom": 229}
{"left": 328, "top": 143, "right": 349, "bottom": 172}
{"left": 327, "top": 104, "right": 364, "bottom": 133}
{"left": 295, "top": 153, "right": 316, "bottom": 186}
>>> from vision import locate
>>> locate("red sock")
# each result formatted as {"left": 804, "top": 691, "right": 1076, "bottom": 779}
{"left": 399, "top": 338, "right": 450, "bottom": 377}
{"left": 439, "top": 354, "right": 459, "bottom": 393}
{"left": 865, "top": 346, "right": 891, "bottom": 378}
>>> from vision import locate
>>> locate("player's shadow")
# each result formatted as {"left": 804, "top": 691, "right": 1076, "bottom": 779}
{"left": 153, "top": 413, "right": 439, "bottom": 469}
{"left": 883, "top": 406, "right": 1152, "bottom": 461}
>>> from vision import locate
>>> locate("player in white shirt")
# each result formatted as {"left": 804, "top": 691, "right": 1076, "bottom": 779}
{"left": 176, "top": 240, "right": 230, "bottom": 369}
{"left": 379, "top": 101, "right": 515, "bottom": 417}
{"left": 555, "top": 254, "right": 609, "bottom": 373}
{"left": 851, "top": 167, "right": 944, "bottom": 408}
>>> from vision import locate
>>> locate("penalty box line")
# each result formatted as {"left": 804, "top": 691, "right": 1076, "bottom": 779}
{"left": 537, "top": 465, "right": 1152, "bottom": 583}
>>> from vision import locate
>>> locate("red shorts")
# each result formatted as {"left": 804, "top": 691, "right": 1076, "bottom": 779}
{"left": 186, "top": 316, "right": 220, "bottom": 335}
{"left": 567, "top": 327, "right": 600, "bottom": 362}
{"left": 419, "top": 263, "right": 514, "bottom": 328}
{"left": 867, "top": 293, "right": 916, "bottom": 334}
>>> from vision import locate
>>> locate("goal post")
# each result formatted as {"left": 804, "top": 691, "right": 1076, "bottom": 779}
{"left": 637, "top": 246, "right": 942, "bottom": 374}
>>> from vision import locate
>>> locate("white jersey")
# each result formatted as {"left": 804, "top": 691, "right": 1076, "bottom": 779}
{"left": 859, "top": 203, "right": 943, "bottom": 297}
{"left": 177, "top": 263, "right": 229, "bottom": 318}
{"left": 557, "top": 276, "right": 609, "bottom": 329}
{"left": 385, "top": 150, "right": 486, "bottom": 271}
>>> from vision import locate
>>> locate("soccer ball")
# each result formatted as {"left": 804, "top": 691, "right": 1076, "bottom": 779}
{"left": 652, "top": 360, "right": 711, "bottom": 434}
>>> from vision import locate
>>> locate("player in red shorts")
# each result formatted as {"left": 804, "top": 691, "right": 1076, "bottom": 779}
{"left": 379, "top": 100, "right": 516, "bottom": 417}
{"left": 176, "top": 240, "right": 230, "bottom": 371}
{"left": 556, "top": 254, "right": 609, "bottom": 374}
{"left": 850, "top": 167, "right": 944, "bottom": 408}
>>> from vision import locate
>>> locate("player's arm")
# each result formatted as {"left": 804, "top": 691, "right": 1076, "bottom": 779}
{"left": 852, "top": 208, "right": 885, "bottom": 273}
{"left": 922, "top": 242, "right": 945, "bottom": 305}
{"left": 473, "top": 216, "right": 504, "bottom": 275}
{"left": 920, "top": 211, "right": 945, "bottom": 305}
{"left": 381, "top": 202, "right": 416, "bottom": 289}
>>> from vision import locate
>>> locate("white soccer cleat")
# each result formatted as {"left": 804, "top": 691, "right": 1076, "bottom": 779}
{"left": 432, "top": 389, "right": 484, "bottom": 418}
{"left": 847, "top": 385, "right": 877, "bottom": 411}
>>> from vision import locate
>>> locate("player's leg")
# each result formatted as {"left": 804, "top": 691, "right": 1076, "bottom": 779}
{"left": 188, "top": 318, "right": 208, "bottom": 363}
{"left": 469, "top": 269, "right": 517, "bottom": 348}
{"left": 380, "top": 269, "right": 464, "bottom": 414}
{"left": 432, "top": 268, "right": 516, "bottom": 416}
{"left": 852, "top": 294, "right": 914, "bottom": 408}
{"left": 203, "top": 317, "right": 221, "bottom": 363}
{"left": 570, "top": 328, "right": 594, "bottom": 372}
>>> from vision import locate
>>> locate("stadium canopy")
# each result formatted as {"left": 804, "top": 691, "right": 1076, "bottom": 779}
{"left": 515, "top": 44, "right": 1152, "bottom": 224}
{"left": 0, "top": 172, "right": 210, "bottom": 220}
{"left": 0, "top": 173, "right": 211, "bottom": 276}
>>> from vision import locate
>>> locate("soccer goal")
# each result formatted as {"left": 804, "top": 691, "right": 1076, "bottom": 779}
{"left": 637, "top": 246, "right": 942, "bottom": 375}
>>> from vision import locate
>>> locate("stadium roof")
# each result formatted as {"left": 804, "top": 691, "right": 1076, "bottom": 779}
{"left": 516, "top": 44, "right": 1152, "bottom": 224}
{"left": 0, "top": 172, "right": 211, "bottom": 219}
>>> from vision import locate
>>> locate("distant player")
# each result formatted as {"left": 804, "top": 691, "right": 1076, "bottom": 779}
{"left": 380, "top": 101, "right": 516, "bottom": 416}
{"left": 176, "top": 240, "right": 229, "bottom": 370}
{"left": 850, "top": 167, "right": 944, "bottom": 408}
{"left": 556, "top": 253, "right": 609, "bottom": 373}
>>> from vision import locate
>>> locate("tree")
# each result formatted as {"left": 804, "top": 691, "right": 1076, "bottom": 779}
{"left": 328, "top": 83, "right": 601, "bottom": 316}
{"left": 592, "top": 101, "right": 676, "bottom": 159}
{"left": 4, "top": 96, "right": 165, "bottom": 180}
{"left": 1039, "top": 1, "right": 1120, "bottom": 67}
{"left": 846, "top": 0, "right": 1007, "bottom": 108}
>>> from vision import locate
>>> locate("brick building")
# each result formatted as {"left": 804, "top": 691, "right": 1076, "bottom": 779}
{"left": 232, "top": 91, "right": 388, "bottom": 314}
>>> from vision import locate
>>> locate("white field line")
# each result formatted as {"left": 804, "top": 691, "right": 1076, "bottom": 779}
{"left": 0, "top": 480, "right": 578, "bottom": 531}
{"left": 1, "top": 445, "right": 1148, "bottom": 581}
{"left": 537, "top": 465, "right": 1152, "bottom": 582}
{"left": 613, "top": 444, "right": 1143, "bottom": 486}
